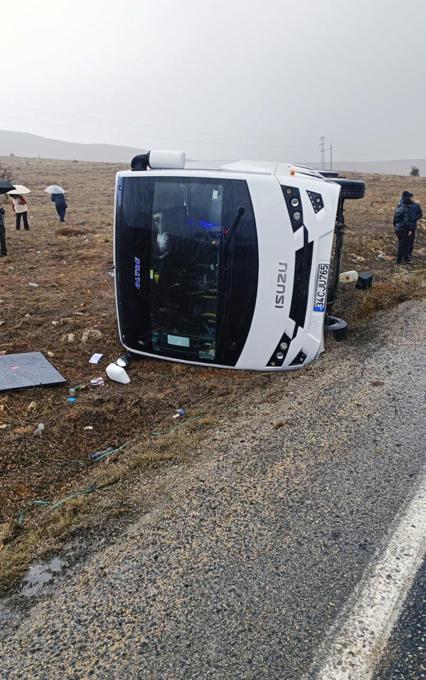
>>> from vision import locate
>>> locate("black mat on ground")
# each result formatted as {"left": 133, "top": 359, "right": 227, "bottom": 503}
{"left": 0, "top": 352, "right": 66, "bottom": 392}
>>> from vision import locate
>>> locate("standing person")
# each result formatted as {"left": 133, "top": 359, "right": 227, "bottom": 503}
{"left": 0, "top": 203, "right": 7, "bottom": 256}
{"left": 393, "top": 191, "right": 422, "bottom": 264}
{"left": 10, "top": 194, "right": 30, "bottom": 231}
{"left": 51, "top": 191, "right": 67, "bottom": 222}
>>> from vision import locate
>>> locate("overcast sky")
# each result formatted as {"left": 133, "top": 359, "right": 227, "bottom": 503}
{"left": 2, "top": 0, "right": 425, "bottom": 162}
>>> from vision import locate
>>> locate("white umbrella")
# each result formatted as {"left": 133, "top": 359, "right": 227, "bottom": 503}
{"left": 7, "top": 184, "right": 31, "bottom": 195}
{"left": 44, "top": 185, "right": 65, "bottom": 194}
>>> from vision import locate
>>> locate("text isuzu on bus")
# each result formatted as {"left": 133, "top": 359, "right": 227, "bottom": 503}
{"left": 114, "top": 151, "right": 365, "bottom": 371}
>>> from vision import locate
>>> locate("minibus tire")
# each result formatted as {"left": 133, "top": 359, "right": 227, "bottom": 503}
{"left": 329, "top": 178, "right": 366, "bottom": 200}
{"left": 325, "top": 315, "right": 348, "bottom": 340}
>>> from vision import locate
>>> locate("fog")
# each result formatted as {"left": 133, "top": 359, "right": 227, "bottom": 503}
{"left": 2, "top": 0, "right": 425, "bottom": 162}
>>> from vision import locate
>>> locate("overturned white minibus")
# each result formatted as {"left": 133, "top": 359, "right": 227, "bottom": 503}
{"left": 114, "top": 151, "right": 364, "bottom": 370}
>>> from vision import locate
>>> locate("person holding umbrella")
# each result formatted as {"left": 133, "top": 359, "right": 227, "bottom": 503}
{"left": 8, "top": 184, "right": 31, "bottom": 231}
{"left": 45, "top": 185, "right": 67, "bottom": 222}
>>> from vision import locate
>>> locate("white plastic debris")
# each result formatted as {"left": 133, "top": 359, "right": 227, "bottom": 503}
{"left": 28, "top": 282, "right": 39, "bottom": 288}
{"left": 90, "top": 376, "right": 105, "bottom": 387}
{"left": 89, "top": 353, "right": 103, "bottom": 364}
{"left": 34, "top": 423, "right": 45, "bottom": 435}
{"left": 106, "top": 363, "right": 130, "bottom": 384}
{"left": 339, "top": 270, "right": 358, "bottom": 284}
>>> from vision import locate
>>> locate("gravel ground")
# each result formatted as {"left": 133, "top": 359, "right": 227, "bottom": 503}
{"left": 1, "top": 299, "right": 425, "bottom": 679}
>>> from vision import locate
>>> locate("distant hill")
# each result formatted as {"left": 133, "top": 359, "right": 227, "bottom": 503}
{"left": 0, "top": 130, "right": 425, "bottom": 175}
{"left": 0, "top": 130, "right": 144, "bottom": 163}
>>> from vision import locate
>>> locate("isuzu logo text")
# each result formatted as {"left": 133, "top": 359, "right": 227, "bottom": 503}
{"left": 275, "top": 262, "right": 288, "bottom": 309}
{"left": 313, "top": 263, "right": 329, "bottom": 312}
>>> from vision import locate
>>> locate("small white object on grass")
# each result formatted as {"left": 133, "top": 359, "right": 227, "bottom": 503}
{"left": 34, "top": 423, "right": 45, "bottom": 435}
{"left": 339, "top": 270, "right": 358, "bottom": 284}
{"left": 90, "top": 376, "right": 104, "bottom": 387}
{"left": 89, "top": 353, "right": 103, "bottom": 364}
{"left": 106, "top": 363, "right": 130, "bottom": 384}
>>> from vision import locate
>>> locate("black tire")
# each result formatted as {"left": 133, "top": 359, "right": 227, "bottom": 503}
{"left": 319, "top": 170, "right": 340, "bottom": 178}
{"left": 328, "top": 178, "right": 366, "bottom": 200}
{"left": 325, "top": 315, "right": 348, "bottom": 341}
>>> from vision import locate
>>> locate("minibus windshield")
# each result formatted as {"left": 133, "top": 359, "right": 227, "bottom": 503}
{"left": 115, "top": 176, "right": 258, "bottom": 365}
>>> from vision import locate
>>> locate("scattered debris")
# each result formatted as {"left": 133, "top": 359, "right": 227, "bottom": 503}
{"left": 83, "top": 426, "right": 94, "bottom": 431}
{"left": 69, "top": 384, "right": 86, "bottom": 395}
{"left": 356, "top": 272, "right": 374, "bottom": 289}
{"left": 89, "top": 352, "right": 103, "bottom": 364}
{"left": 90, "top": 376, "right": 105, "bottom": 387}
{"left": 27, "top": 401, "right": 37, "bottom": 413}
{"left": 33, "top": 423, "right": 45, "bottom": 436}
{"left": 106, "top": 363, "right": 130, "bottom": 384}
{"left": 28, "top": 282, "right": 39, "bottom": 288}
{"left": 0, "top": 352, "right": 66, "bottom": 392}
{"left": 370, "top": 379, "right": 385, "bottom": 387}
{"left": 67, "top": 396, "right": 77, "bottom": 404}
{"left": 339, "top": 270, "right": 358, "bottom": 284}
{"left": 173, "top": 407, "right": 186, "bottom": 419}
{"left": 62, "top": 332, "right": 75, "bottom": 343}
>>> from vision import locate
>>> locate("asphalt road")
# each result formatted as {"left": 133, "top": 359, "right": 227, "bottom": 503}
{"left": 1, "top": 300, "right": 425, "bottom": 679}
{"left": 374, "top": 558, "right": 425, "bottom": 680}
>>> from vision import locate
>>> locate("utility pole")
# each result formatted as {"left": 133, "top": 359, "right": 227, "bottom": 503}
{"left": 319, "top": 136, "right": 325, "bottom": 168}
{"left": 329, "top": 143, "right": 333, "bottom": 170}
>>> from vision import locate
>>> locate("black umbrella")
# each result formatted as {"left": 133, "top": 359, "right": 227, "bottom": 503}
{"left": 0, "top": 180, "right": 15, "bottom": 195}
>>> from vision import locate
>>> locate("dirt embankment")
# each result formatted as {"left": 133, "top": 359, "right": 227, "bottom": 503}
{"left": 0, "top": 156, "right": 425, "bottom": 591}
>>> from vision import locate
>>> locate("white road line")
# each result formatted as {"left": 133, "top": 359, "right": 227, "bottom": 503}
{"left": 308, "top": 471, "right": 426, "bottom": 680}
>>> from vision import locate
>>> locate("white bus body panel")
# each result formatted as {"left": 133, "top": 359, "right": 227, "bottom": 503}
{"left": 114, "top": 169, "right": 340, "bottom": 371}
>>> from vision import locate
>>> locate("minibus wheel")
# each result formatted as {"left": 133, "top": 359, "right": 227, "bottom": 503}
{"left": 328, "top": 178, "right": 366, "bottom": 200}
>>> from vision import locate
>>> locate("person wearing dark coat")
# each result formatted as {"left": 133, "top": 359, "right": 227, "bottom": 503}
{"left": 393, "top": 191, "right": 422, "bottom": 263}
{"left": 0, "top": 205, "right": 7, "bottom": 256}
{"left": 51, "top": 192, "right": 68, "bottom": 222}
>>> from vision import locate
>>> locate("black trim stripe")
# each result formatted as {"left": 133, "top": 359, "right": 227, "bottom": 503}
{"left": 289, "top": 227, "right": 313, "bottom": 330}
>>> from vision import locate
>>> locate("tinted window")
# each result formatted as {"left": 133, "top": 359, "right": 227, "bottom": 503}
{"left": 115, "top": 176, "right": 258, "bottom": 365}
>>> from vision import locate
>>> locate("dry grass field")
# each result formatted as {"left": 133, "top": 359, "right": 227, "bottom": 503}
{"left": 0, "top": 155, "right": 425, "bottom": 591}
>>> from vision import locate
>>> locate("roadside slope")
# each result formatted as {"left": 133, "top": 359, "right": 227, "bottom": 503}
{"left": 1, "top": 300, "right": 425, "bottom": 679}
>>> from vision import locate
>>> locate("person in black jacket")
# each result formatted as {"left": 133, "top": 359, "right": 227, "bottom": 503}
{"left": 393, "top": 191, "right": 422, "bottom": 263}
{"left": 51, "top": 192, "right": 68, "bottom": 222}
{"left": 0, "top": 204, "right": 7, "bottom": 256}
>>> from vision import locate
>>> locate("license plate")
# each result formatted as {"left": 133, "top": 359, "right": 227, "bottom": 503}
{"left": 313, "top": 263, "right": 329, "bottom": 312}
